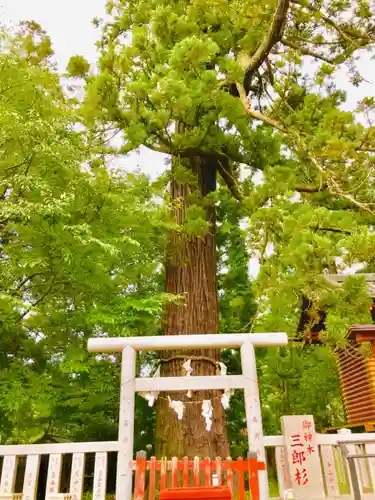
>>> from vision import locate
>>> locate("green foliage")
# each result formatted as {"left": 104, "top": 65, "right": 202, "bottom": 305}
{"left": 67, "top": 56, "right": 90, "bottom": 78}
{"left": 0, "top": 27, "right": 168, "bottom": 443}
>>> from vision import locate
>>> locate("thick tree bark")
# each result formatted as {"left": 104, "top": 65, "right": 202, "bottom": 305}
{"left": 155, "top": 154, "right": 229, "bottom": 458}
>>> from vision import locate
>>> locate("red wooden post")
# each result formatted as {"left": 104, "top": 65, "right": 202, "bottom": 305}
{"left": 247, "top": 452, "right": 260, "bottom": 500}
{"left": 148, "top": 457, "right": 156, "bottom": 500}
{"left": 193, "top": 457, "right": 200, "bottom": 487}
{"left": 183, "top": 457, "right": 189, "bottom": 487}
{"left": 225, "top": 457, "right": 234, "bottom": 495}
{"left": 236, "top": 458, "right": 245, "bottom": 500}
{"left": 215, "top": 457, "right": 222, "bottom": 486}
{"left": 204, "top": 458, "right": 211, "bottom": 487}
{"left": 160, "top": 458, "right": 167, "bottom": 491}
{"left": 171, "top": 457, "right": 178, "bottom": 488}
{"left": 135, "top": 451, "right": 147, "bottom": 500}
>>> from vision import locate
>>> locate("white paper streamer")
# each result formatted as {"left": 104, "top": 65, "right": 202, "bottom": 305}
{"left": 139, "top": 391, "right": 159, "bottom": 407}
{"left": 202, "top": 399, "right": 213, "bottom": 431}
{"left": 183, "top": 359, "right": 193, "bottom": 376}
{"left": 221, "top": 389, "right": 234, "bottom": 410}
{"left": 183, "top": 359, "right": 193, "bottom": 398}
{"left": 168, "top": 396, "right": 185, "bottom": 420}
{"left": 218, "top": 362, "right": 227, "bottom": 376}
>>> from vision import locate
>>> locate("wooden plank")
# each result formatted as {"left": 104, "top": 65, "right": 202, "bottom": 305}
{"left": 46, "top": 495, "right": 71, "bottom": 500}
{"left": 275, "top": 446, "right": 291, "bottom": 495}
{"left": 237, "top": 458, "right": 245, "bottom": 500}
{"left": 160, "top": 458, "right": 167, "bottom": 491}
{"left": 193, "top": 457, "right": 199, "bottom": 487}
{"left": 204, "top": 458, "right": 211, "bottom": 487}
{"left": 134, "top": 451, "right": 146, "bottom": 500}
{"left": 226, "top": 457, "right": 234, "bottom": 495}
{"left": 241, "top": 342, "right": 267, "bottom": 500}
{"left": 215, "top": 457, "right": 222, "bottom": 486}
{"left": 46, "top": 454, "right": 62, "bottom": 495}
{"left": 355, "top": 444, "right": 372, "bottom": 491}
{"left": 93, "top": 452, "right": 107, "bottom": 500}
{"left": 171, "top": 457, "right": 178, "bottom": 489}
{"left": 135, "top": 375, "right": 246, "bottom": 392}
{"left": 366, "top": 443, "right": 375, "bottom": 491}
{"left": 70, "top": 453, "right": 85, "bottom": 500}
{"left": 0, "top": 456, "right": 17, "bottom": 495}
{"left": 23, "top": 455, "right": 40, "bottom": 500}
{"left": 0, "top": 442, "right": 118, "bottom": 456}
{"left": 320, "top": 445, "right": 340, "bottom": 497}
{"left": 87, "top": 332, "right": 288, "bottom": 352}
{"left": 248, "top": 456, "right": 260, "bottom": 500}
{"left": 116, "top": 346, "right": 136, "bottom": 500}
{"left": 182, "top": 457, "right": 188, "bottom": 488}
{"left": 148, "top": 457, "right": 156, "bottom": 500}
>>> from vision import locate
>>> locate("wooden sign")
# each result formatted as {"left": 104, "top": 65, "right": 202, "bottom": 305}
{"left": 93, "top": 452, "right": 107, "bottom": 500}
{"left": 70, "top": 453, "right": 85, "bottom": 500}
{"left": 275, "top": 446, "right": 291, "bottom": 495}
{"left": 320, "top": 445, "right": 339, "bottom": 497}
{"left": 46, "top": 454, "right": 62, "bottom": 495}
{"left": 281, "top": 416, "right": 325, "bottom": 498}
{"left": 23, "top": 455, "right": 41, "bottom": 500}
{"left": 0, "top": 456, "right": 18, "bottom": 495}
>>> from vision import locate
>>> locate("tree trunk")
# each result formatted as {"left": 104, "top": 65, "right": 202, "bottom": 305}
{"left": 155, "top": 154, "right": 229, "bottom": 458}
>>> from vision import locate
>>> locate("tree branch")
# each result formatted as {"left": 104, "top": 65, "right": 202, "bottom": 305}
{"left": 310, "top": 226, "right": 351, "bottom": 235}
{"left": 296, "top": 184, "right": 326, "bottom": 193}
{"left": 244, "top": 0, "right": 290, "bottom": 77}
{"left": 282, "top": 38, "right": 335, "bottom": 64}
{"left": 242, "top": 108, "right": 375, "bottom": 215}
{"left": 216, "top": 159, "right": 243, "bottom": 202}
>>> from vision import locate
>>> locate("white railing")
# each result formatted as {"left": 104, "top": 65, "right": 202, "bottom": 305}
{"left": 1, "top": 432, "right": 375, "bottom": 499}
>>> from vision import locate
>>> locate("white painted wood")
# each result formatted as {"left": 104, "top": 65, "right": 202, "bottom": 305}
{"left": 264, "top": 436, "right": 285, "bottom": 447}
{"left": 93, "top": 453, "right": 107, "bottom": 500}
{"left": 46, "top": 454, "right": 62, "bottom": 495}
{"left": 46, "top": 495, "right": 72, "bottom": 500}
{"left": 337, "top": 428, "right": 361, "bottom": 495}
{"left": 366, "top": 443, "right": 375, "bottom": 490}
{"left": 275, "top": 446, "right": 291, "bottom": 496}
{"left": 320, "top": 445, "right": 340, "bottom": 497}
{"left": 319, "top": 433, "right": 375, "bottom": 445}
{"left": 281, "top": 415, "right": 325, "bottom": 499}
{"left": 240, "top": 342, "right": 268, "bottom": 500}
{"left": 356, "top": 443, "right": 372, "bottom": 491}
{"left": 70, "top": 453, "right": 85, "bottom": 500}
{"left": 0, "top": 442, "right": 118, "bottom": 456}
{"left": 116, "top": 346, "right": 136, "bottom": 500}
{"left": 0, "top": 456, "right": 17, "bottom": 495}
{"left": 87, "top": 332, "right": 288, "bottom": 352}
{"left": 135, "top": 374, "right": 245, "bottom": 392}
{"left": 23, "top": 455, "right": 40, "bottom": 500}
{"left": 0, "top": 495, "right": 23, "bottom": 500}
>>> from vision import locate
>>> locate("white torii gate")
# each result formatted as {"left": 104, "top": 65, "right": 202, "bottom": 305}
{"left": 88, "top": 332, "right": 288, "bottom": 500}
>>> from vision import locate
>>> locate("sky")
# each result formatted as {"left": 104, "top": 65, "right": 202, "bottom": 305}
{"left": 1, "top": 0, "right": 374, "bottom": 277}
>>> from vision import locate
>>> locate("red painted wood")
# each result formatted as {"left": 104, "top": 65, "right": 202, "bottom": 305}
{"left": 225, "top": 457, "right": 233, "bottom": 495}
{"left": 171, "top": 457, "right": 178, "bottom": 488}
{"left": 248, "top": 458, "right": 260, "bottom": 500}
{"left": 159, "top": 486, "right": 231, "bottom": 500}
{"left": 134, "top": 455, "right": 265, "bottom": 499}
{"left": 183, "top": 457, "right": 189, "bottom": 487}
{"left": 215, "top": 457, "right": 222, "bottom": 486}
{"left": 148, "top": 457, "right": 156, "bottom": 500}
{"left": 160, "top": 458, "right": 167, "bottom": 491}
{"left": 204, "top": 458, "right": 211, "bottom": 487}
{"left": 193, "top": 457, "right": 200, "bottom": 487}
{"left": 134, "top": 455, "right": 147, "bottom": 500}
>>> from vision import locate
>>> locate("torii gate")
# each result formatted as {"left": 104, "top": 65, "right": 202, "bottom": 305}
{"left": 88, "top": 332, "right": 288, "bottom": 500}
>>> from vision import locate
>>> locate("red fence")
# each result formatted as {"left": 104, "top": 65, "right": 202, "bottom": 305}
{"left": 134, "top": 455, "right": 265, "bottom": 500}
